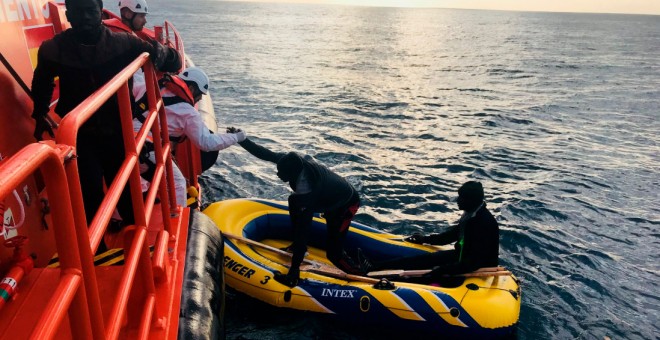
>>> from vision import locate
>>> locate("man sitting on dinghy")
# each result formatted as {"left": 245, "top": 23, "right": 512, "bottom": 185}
{"left": 367, "top": 181, "right": 499, "bottom": 277}
{"left": 233, "top": 136, "right": 362, "bottom": 287}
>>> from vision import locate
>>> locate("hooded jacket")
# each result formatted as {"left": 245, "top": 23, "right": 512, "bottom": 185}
{"left": 31, "top": 26, "right": 181, "bottom": 136}
{"left": 239, "top": 138, "right": 356, "bottom": 211}
{"left": 424, "top": 203, "right": 499, "bottom": 273}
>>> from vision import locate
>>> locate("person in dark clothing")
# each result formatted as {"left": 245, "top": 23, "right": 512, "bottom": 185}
{"left": 30, "top": 0, "right": 181, "bottom": 230}
{"left": 371, "top": 181, "right": 499, "bottom": 276}
{"left": 234, "top": 133, "right": 361, "bottom": 287}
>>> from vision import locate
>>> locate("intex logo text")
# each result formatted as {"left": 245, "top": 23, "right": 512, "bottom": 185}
{"left": 321, "top": 289, "right": 357, "bottom": 298}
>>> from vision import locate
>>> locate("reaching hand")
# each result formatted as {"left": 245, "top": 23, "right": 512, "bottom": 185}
{"left": 227, "top": 127, "right": 246, "bottom": 142}
{"left": 33, "top": 115, "right": 58, "bottom": 140}
{"left": 235, "top": 130, "right": 247, "bottom": 142}
{"left": 404, "top": 233, "right": 425, "bottom": 244}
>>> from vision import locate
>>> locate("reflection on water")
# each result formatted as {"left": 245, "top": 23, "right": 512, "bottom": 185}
{"left": 149, "top": 1, "right": 660, "bottom": 338}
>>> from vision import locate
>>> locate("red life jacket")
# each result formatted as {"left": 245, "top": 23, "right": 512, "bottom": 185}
{"left": 133, "top": 74, "right": 194, "bottom": 147}
{"left": 133, "top": 74, "right": 194, "bottom": 120}
{"left": 162, "top": 75, "right": 195, "bottom": 106}
{"left": 103, "top": 18, "right": 131, "bottom": 33}
{"left": 103, "top": 18, "right": 157, "bottom": 42}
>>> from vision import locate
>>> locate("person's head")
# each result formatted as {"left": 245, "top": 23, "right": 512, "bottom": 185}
{"left": 276, "top": 152, "right": 303, "bottom": 183}
{"left": 457, "top": 181, "right": 484, "bottom": 211}
{"left": 178, "top": 67, "right": 209, "bottom": 104}
{"left": 65, "top": 0, "right": 104, "bottom": 43}
{"left": 119, "top": 0, "right": 148, "bottom": 31}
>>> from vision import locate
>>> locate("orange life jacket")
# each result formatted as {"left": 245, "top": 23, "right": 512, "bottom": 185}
{"left": 103, "top": 18, "right": 131, "bottom": 33}
{"left": 162, "top": 75, "right": 195, "bottom": 106}
{"left": 103, "top": 18, "right": 158, "bottom": 42}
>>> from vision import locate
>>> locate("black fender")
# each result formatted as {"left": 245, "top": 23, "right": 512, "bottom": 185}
{"left": 200, "top": 129, "right": 219, "bottom": 172}
{"left": 178, "top": 209, "right": 225, "bottom": 339}
{"left": 200, "top": 149, "right": 219, "bottom": 172}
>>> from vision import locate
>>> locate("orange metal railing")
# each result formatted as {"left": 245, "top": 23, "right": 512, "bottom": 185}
{"left": 164, "top": 21, "right": 185, "bottom": 61}
{"left": 0, "top": 54, "right": 185, "bottom": 339}
{"left": 53, "top": 53, "right": 180, "bottom": 339}
{"left": 0, "top": 50, "right": 191, "bottom": 339}
{"left": 0, "top": 143, "right": 92, "bottom": 339}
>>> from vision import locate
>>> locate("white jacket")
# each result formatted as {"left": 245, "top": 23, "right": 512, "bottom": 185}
{"left": 132, "top": 81, "right": 244, "bottom": 151}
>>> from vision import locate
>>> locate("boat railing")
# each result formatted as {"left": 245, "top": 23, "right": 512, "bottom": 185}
{"left": 163, "top": 20, "right": 185, "bottom": 60}
{"left": 0, "top": 143, "right": 93, "bottom": 339}
{"left": 0, "top": 53, "right": 182, "bottom": 339}
{"left": 57, "top": 52, "right": 180, "bottom": 339}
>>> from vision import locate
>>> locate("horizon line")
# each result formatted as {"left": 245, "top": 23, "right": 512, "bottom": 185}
{"left": 219, "top": 0, "right": 660, "bottom": 16}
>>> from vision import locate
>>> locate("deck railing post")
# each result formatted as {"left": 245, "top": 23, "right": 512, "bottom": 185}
{"left": 37, "top": 146, "right": 92, "bottom": 340}
{"left": 0, "top": 144, "right": 93, "bottom": 339}
{"left": 117, "top": 82, "right": 147, "bottom": 229}
{"left": 56, "top": 54, "right": 158, "bottom": 339}
{"left": 118, "top": 72, "right": 161, "bottom": 334}
{"left": 143, "top": 63, "right": 175, "bottom": 233}
{"left": 61, "top": 153, "right": 107, "bottom": 339}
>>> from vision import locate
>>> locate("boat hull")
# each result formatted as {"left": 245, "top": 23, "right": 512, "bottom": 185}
{"left": 204, "top": 198, "right": 520, "bottom": 338}
{"left": 178, "top": 209, "right": 226, "bottom": 340}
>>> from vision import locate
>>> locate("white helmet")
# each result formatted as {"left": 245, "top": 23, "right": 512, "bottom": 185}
{"left": 179, "top": 67, "right": 210, "bottom": 95}
{"left": 119, "top": 0, "right": 148, "bottom": 14}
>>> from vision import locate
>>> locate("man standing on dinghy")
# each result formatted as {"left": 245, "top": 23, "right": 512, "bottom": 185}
{"left": 30, "top": 0, "right": 181, "bottom": 232}
{"left": 233, "top": 135, "right": 362, "bottom": 287}
{"left": 367, "top": 181, "right": 499, "bottom": 276}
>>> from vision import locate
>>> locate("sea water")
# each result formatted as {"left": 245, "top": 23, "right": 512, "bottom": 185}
{"left": 149, "top": 1, "right": 660, "bottom": 338}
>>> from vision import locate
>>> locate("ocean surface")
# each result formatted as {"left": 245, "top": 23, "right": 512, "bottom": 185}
{"left": 148, "top": 1, "right": 660, "bottom": 338}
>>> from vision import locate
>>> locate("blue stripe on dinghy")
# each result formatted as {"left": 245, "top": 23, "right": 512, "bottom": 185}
{"left": 247, "top": 198, "right": 387, "bottom": 233}
{"left": 248, "top": 198, "right": 288, "bottom": 211}
{"left": 239, "top": 209, "right": 432, "bottom": 262}
{"left": 393, "top": 288, "right": 481, "bottom": 329}
{"left": 303, "top": 281, "right": 407, "bottom": 323}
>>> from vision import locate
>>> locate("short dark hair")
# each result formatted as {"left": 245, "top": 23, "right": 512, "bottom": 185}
{"left": 276, "top": 152, "right": 304, "bottom": 182}
{"left": 65, "top": 0, "right": 103, "bottom": 10}
{"left": 458, "top": 181, "right": 484, "bottom": 202}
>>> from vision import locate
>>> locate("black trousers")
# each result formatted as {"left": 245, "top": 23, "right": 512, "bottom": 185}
{"left": 77, "top": 132, "right": 135, "bottom": 229}
{"left": 288, "top": 192, "right": 361, "bottom": 276}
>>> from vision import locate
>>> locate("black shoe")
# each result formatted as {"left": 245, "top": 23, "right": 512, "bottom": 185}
{"left": 274, "top": 271, "right": 299, "bottom": 287}
{"left": 107, "top": 218, "right": 124, "bottom": 233}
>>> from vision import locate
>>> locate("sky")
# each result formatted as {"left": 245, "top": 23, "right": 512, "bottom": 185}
{"left": 226, "top": 0, "right": 660, "bottom": 15}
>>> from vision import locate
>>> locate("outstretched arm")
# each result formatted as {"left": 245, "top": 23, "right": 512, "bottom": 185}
{"left": 424, "top": 225, "right": 460, "bottom": 245}
{"left": 183, "top": 111, "right": 245, "bottom": 151}
{"left": 238, "top": 137, "right": 286, "bottom": 164}
{"left": 406, "top": 225, "right": 459, "bottom": 245}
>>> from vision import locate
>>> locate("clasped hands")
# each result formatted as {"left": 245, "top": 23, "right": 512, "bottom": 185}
{"left": 226, "top": 126, "right": 246, "bottom": 142}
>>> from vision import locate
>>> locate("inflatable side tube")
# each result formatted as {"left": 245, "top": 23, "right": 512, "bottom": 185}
{"left": 178, "top": 209, "right": 226, "bottom": 340}
{"left": 185, "top": 54, "right": 220, "bottom": 172}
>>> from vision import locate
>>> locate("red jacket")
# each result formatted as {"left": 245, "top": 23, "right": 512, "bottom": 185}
{"left": 103, "top": 18, "right": 156, "bottom": 42}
